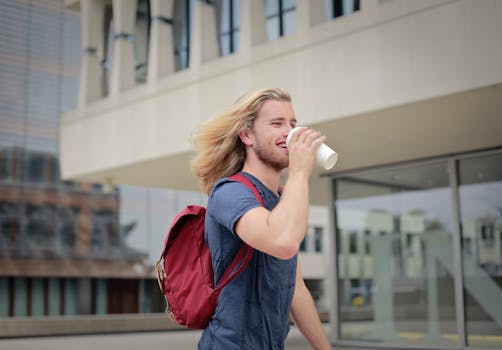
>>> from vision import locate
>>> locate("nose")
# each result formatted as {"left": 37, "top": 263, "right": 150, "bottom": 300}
{"left": 284, "top": 125, "right": 293, "bottom": 136}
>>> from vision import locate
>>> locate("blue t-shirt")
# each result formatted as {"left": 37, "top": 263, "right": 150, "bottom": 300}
{"left": 198, "top": 172, "right": 298, "bottom": 350}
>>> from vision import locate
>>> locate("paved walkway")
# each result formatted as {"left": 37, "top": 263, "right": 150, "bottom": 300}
{"left": 0, "top": 325, "right": 337, "bottom": 350}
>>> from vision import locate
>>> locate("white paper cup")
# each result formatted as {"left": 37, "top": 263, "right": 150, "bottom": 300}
{"left": 286, "top": 127, "right": 338, "bottom": 170}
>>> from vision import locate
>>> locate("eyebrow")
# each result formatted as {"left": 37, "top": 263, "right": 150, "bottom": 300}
{"left": 270, "top": 117, "right": 297, "bottom": 124}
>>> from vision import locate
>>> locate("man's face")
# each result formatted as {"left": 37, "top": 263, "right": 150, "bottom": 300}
{"left": 250, "top": 99, "right": 297, "bottom": 171}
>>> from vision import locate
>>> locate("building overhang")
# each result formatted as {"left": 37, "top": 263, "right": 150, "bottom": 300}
{"left": 60, "top": 85, "right": 502, "bottom": 204}
{"left": 60, "top": 0, "right": 502, "bottom": 204}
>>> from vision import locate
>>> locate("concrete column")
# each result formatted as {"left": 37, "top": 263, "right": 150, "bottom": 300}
{"left": 190, "top": 0, "right": 219, "bottom": 68}
{"left": 296, "top": 0, "right": 310, "bottom": 33}
{"left": 109, "top": 0, "right": 137, "bottom": 95}
{"left": 308, "top": 0, "right": 325, "bottom": 27}
{"left": 240, "top": 0, "right": 267, "bottom": 50}
{"left": 78, "top": 0, "right": 104, "bottom": 106}
{"left": 361, "top": 0, "right": 378, "bottom": 14}
{"left": 147, "top": 0, "right": 175, "bottom": 82}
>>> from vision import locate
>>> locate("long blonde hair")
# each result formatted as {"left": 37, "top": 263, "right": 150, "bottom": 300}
{"left": 191, "top": 87, "right": 291, "bottom": 194}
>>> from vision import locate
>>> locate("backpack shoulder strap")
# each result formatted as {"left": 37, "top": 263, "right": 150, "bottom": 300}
{"left": 229, "top": 173, "right": 264, "bottom": 206}
{"left": 214, "top": 173, "right": 264, "bottom": 291}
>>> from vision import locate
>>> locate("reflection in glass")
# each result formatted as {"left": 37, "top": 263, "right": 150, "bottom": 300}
{"left": 265, "top": 0, "right": 279, "bottom": 16}
{"left": 283, "top": 10, "right": 296, "bottom": 36}
{"left": 28, "top": 153, "right": 45, "bottom": 184}
{"left": 102, "top": 4, "right": 113, "bottom": 96}
{"left": 266, "top": 16, "right": 280, "bottom": 41}
{"left": 459, "top": 152, "right": 502, "bottom": 349}
{"left": 314, "top": 226, "right": 323, "bottom": 253}
{"left": 335, "top": 161, "right": 458, "bottom": 346}
{"left": 265, "top": 0, "right": 296, "bottom": 40}
{"left": 119, "top": 185, "right": 207, "bottom": 266}
{"left": 173, "top": 0, "right": 190, "bottom": 71}
{"left": 326, "top": 0, "right": 360, "bottom": 20}
{"left": 58, "top": 206, "right": 78, "bottom": 256}
{"left": 218, "top": 0, "right": 240, "bottom": 56}
{"left": 134, "top": 0, "right": 150, "bottom": 83}
{"left": 299, "top": 225, "right": 324, "bottom": 253}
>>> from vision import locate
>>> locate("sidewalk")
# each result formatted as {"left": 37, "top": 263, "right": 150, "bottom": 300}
{"left": 0, "top": 325, "right": 332, "bottom": 350}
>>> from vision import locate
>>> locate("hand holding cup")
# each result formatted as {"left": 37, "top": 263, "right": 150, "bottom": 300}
{"left": 286, "top": 127, "right": 338, "bottom": 170}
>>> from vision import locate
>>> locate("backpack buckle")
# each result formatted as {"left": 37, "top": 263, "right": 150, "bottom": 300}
{"left": 165, "top": 303, "right": 175, "bottom": 322}
{"left": 156, "top": 261, "right": 165, "bottom": 291}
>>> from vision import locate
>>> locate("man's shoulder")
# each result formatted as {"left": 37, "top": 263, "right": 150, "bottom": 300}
{"left": 211, "top": 173, "right": 260, "bottom": 196}
{"left": 208, "top": 174, "right": 262, "bottom": 213}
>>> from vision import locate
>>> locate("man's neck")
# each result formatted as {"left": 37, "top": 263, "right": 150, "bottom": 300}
{"left": 241, "top": 162, "right": 282, "bottom": 196}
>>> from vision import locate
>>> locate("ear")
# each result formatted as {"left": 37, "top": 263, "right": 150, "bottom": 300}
{"left": 238, "top": 128, "right": 254, "bottom": 146}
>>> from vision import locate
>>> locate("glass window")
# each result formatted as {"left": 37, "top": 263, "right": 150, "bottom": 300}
{"left": 64, "top": 278, "right": 78, "bottom": 315}
{"left": 173, "top": 0, "right": 191, "bottom": 71}
{"left": 335, "top": 161, "right": 459, "bottom": 347}
{"left": 0, "top": 149, "right": 12, "bottom": 182}
{"left": 26, "top": 205, "right": 50, "bottom": 255}
{"left": 364, "top": 229, "right": 371, "bottom": 254}
{"left": 218, "top": 0, "right": 240, "bottom": 56}
{"left": 102, "top": 4, "right": 114, "bottom": 96}
{"left": 266, "top": 16, "right": 280, "bottom": 41}
{"left": 57, "top": 206, "right": 78, "bottom": 256}
{"left": 265, "top": 0, "right": 296, "bottom": 40}
{"left": 134, "top": 0, "right": 150, "bottom": 83}
{"left": 305, "top": 279, "right": 324, "bottom": 309}
{"left": 299, "top": 236, "right": 307, "bottom": 252}
{"left": 0, "top": 277, "right": 8, "bottom": 317}
{"left": 348, "top": 231, "right": 357, "bottom": 254}
{"left": 314, "top": 226, "right": 323, "bottom": 252}
{"left": 91, "top": 210, "right": 110, "bottom": 256}
{"left": 326, "top": 0, "right": 360, "bottom": 20}
{"left": 119, "top": 185, "right": 207, "bottom": 266}
{"left": 14, "top": 278, "right": 27, "bottom": 316}
{"left": 28, "top": 153, "right": 45, "bottom": 184}
{"left": 0, "top": 202, "right": 18, "bottom": 255}
{"left": 91, "top": 209, "right": 120, "bottom": 258}
{"left": 48, "top": 155, "right": 59, "bottom": 185}
{"left": 265, "top": 0, "right": 279, "bottom": 16}
{"left": 283, "top": 8, "right": 296, "bottom": 36}
{"left": 458, "top": 152, "right": 502, "bottom": 348}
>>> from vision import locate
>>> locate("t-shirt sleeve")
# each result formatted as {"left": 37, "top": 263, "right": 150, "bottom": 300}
{"left": 207, "top": 180, "right": 262, "bottom": 235}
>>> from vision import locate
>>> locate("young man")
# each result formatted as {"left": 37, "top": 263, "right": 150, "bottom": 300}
{"left": 191, "top": 88, "right": 331, "bottom": 349}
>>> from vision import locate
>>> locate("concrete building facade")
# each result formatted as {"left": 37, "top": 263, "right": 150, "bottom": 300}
{"left": 59, "top": 0, "right": 502, "bottom": 349}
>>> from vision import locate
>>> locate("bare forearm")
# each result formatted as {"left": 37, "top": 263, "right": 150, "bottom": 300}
{"left": 266, "top": 127, "right": 325, "bottom": 257}
{"left": 267, "top": 171, "right": 310, "bottom": 257}
{"left": 290, "top": 283, "right": 331, "bottom": 350}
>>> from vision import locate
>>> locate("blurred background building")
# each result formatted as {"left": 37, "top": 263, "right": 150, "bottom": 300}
{"left": 1, "top": 0, "right": 501, "bottom": 349}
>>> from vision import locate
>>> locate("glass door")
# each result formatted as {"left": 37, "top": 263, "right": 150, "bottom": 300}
{"left": 458, "top": 151, "right": 502, "bottom": 349}
{"left": 334, "top": 160, "right": 459, "bottom": 347}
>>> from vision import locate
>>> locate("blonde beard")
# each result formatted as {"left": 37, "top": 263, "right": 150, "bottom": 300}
{"left": 253, "top": 141, "right": 288, "bottom": 172}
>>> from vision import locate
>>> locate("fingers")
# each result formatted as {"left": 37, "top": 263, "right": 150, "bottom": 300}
{"left": 289, "top": 127, "right": 308, "bottom": 144}
{"left": 294, "top": 128, "right": 325, "bottom": 149}
{"left": 287, "top": 128, "right": 325, "bottom": 176}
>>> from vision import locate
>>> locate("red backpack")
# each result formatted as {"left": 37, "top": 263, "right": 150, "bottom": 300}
{"left": 155, "top": 173, "right": 263, "bottom": 329}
